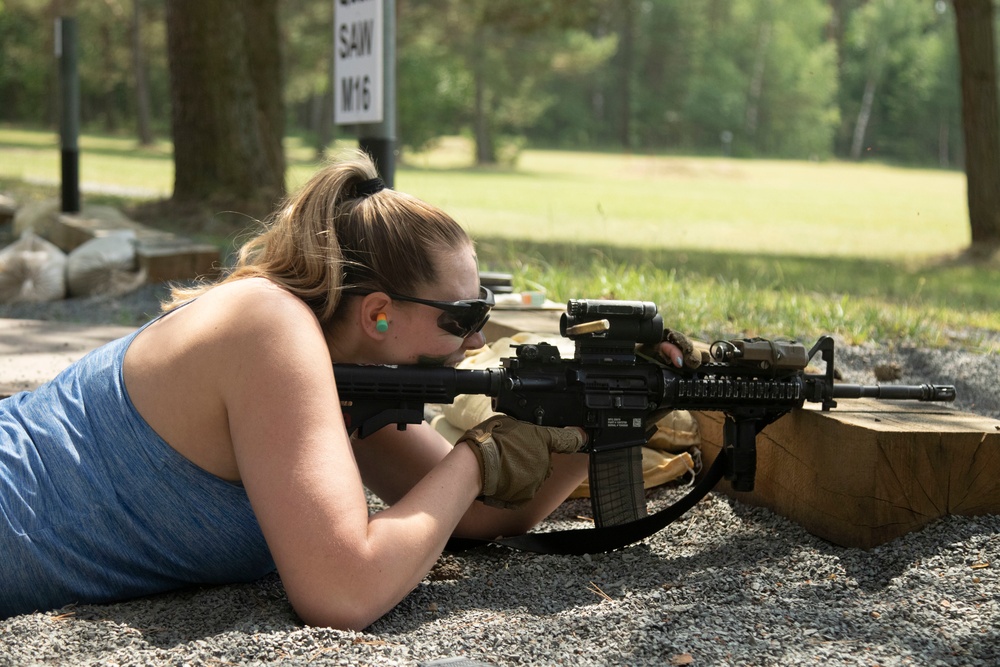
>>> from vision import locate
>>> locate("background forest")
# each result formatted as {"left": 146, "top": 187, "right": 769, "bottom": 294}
{"left": 0, "top": 0, "right": 993, "bottom": 168}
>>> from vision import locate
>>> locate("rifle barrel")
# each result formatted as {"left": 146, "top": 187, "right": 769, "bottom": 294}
{"left": 831, "top": 383, "right": 956, "bottom": 402}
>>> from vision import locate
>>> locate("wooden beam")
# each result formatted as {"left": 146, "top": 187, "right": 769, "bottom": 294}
{"left": 695, "top": 401, "right": 1000, "bottom": 549}
{"left": 14, "top": 204, "right": 221, "bottom": 284}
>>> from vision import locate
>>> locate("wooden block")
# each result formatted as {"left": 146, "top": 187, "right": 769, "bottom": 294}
{"left": 44, "top": 212, "right": 221, "bottom": 284}
{"left": 695, "top": 400, "right": 1000, "bottom": 549}
{"left": 136, "top": 238, "right": 221, "bottom": 282}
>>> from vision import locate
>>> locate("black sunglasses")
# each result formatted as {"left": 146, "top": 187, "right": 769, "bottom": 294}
{"left": 345, "top": 285, "right": 495, "bottom": 338}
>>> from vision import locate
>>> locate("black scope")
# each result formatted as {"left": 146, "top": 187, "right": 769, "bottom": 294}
{"left": 560, "top": 299, "right": 664, "bottom": 346}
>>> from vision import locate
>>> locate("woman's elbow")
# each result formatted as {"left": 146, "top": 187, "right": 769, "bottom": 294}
{"left": 290, "top": 593, "right": 387, "bottom": 631}
{"left": 278, "top": 548, "right": 425, "bottom": 630}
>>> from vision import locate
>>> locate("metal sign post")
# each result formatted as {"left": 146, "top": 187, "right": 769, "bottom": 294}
{"left": 334, "top": 0, "right": 396, "bottom": 186}
{"left": 56, "top": 16, "right": 81, "bottom": 213}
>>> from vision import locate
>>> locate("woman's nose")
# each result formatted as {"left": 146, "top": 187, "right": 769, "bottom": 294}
{"left": 462, "top": 330, "right": 486, "bottom": 350}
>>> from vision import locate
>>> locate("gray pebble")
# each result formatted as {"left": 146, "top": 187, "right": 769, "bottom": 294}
{"left": 1, "top": 289, "right": 998, "bottom": 665}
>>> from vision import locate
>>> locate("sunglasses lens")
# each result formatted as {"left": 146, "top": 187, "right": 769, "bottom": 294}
{"left": 437, "top": 302, "right": 491, "bottom": 338}
{"left": 387, "top": 286, "right": 494, "bottom": 338}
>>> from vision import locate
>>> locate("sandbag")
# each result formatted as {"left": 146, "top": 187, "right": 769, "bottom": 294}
{"left": 0, "top": 231, "right": 67, "bottom": 303}
{"left": 66, "top": 232, "right": 143, "bottom": 297}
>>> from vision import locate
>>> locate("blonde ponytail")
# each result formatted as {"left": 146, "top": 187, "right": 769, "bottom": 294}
{"left": 163, "top": 149, "right": 471, "bottom": 325}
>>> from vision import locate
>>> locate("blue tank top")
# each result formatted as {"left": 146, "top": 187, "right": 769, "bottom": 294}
{"left": 0, "top": 314, "right": 275, "bottom": 618}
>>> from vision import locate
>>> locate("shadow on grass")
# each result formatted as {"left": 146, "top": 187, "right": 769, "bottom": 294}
{"left": 473, "top": 236, "right": 1000, "bottom": 312}
{"left": 0, "top": 139, "right": 174, "bottom": 162}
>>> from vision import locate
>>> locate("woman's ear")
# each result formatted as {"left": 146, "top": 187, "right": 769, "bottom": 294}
{"left": 359, "top": 293, "right": 393, "bottom": 339}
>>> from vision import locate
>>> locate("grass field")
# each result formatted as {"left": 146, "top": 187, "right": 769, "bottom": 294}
{"left": 401, "top": 139, "right": 970, "bottom": 261}
{"left": 1, "top": 127, "right": 997, "bottom": 350}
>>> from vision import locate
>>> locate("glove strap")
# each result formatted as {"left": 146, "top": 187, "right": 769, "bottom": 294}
{"left": 462, "top": 431, "right": 500, "bottom": 497}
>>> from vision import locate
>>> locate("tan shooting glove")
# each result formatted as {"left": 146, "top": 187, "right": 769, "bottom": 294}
{"left": 462, "top": 415, "right": 586, "bottom": 510}
{"left": 639, "top": 328, "right": 709, "bottom": 369}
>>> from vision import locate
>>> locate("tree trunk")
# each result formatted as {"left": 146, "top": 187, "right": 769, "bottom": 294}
{"left": 616, "top": 0, "right": 634, "bottom": 150}
{"left": 473, "top": 70, "right": 495, "bottom": 165}
{"left": 850, "top": 43, "right": 886, "bottom": 161}
{"left": 952, "top": 0, "right": 1000, "bottom": 252}
{"left": 165, "top": 0, "right": 285, "bottom": 215}
{"left": 314, "top": 42, "right": 335, "bottom": 161}
{"left": 240, "top": 0, "right": 285, "bottom": 194}
{"left": 938, "top": 119, "right": 949, "bottom": 169}
{"left": 100, "top": 19, "right": 118, "bottom": 132}
{"left": 745, "top": 20, "right": 772, "bottom": 140}
{"left": 131, "top": 0, "right": 153, "bottom": 146}
{"left": 850, "top": 73, "right": 878, "bottom": 160}
{"left": 471, "top": 24, "right": 495, "bottom": 165}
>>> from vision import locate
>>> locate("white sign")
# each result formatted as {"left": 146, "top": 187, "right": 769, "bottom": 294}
{"left": 334, "top": 0, "right": 383, "bottom": 125}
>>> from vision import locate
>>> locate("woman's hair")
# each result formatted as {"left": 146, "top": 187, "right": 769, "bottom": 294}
{"left": 162, "top": 149, "right": 472, "bottom": 325}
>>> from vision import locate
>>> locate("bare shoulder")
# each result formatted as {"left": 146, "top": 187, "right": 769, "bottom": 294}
{"left": 122, "top": 278, "right": 333, "bottom": 481}
{"left": 129, "top": 277, "right": 329, "bottom": 388}
{"left": 199, "top": 277, "right": 319, "bottom": 331}
{"left": 166, "top": 278, "right": 324, "bottom": 350}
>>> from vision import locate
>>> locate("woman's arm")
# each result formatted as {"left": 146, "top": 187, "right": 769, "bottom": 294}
{"left": 352, "top": 422, "right": 589, "bottom": 540}
{"left": 222, "top": 294, "right": 485, "bottom": 630}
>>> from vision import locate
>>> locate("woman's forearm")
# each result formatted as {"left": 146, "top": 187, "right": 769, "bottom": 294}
{"left": 291, "top": 442, "right": 482, "bottom": 629}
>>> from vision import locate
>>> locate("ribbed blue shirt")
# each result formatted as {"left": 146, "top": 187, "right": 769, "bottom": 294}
{"left": 0, "top": 318, "right": 275, "bottom": 618}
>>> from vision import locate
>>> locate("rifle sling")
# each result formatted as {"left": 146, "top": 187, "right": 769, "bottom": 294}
{"left": 446, "top": 451, "right": 727, "bottom": 556}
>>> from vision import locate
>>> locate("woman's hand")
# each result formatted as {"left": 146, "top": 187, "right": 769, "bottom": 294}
{"left": 461, "top": 416, "right": 586, "bottom": 509}
{"left": 643, "top": 328, "right": 707, "bottom": 369}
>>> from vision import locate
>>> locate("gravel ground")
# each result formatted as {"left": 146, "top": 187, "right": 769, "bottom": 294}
{"left": 1, "top": 287, "right": 998, "bottom": 666}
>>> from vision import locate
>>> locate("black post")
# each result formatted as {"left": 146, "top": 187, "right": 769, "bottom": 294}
{"left": 57, "top": 16, "right": 81, "bottom": 213}
{"left": 358, "top": 0, "right": 395, "bottom": 187}
{"left": 358, "top": 137, "right": 394, "bottom": 187}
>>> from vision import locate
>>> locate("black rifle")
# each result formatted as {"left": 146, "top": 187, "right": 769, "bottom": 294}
{"left": 335, "top": 299, "right": 956, "bottom": 554}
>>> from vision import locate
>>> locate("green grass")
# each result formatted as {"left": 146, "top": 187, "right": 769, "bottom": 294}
{"left": 0, "top": 126, "right": 174, "bottom": 196}
{"left": 472, "top": 238, "right": 1000, "bottom": 350}
{"left": 1, "top": 127, "right": 997, "bottom": 351}
{"left": 399, "top": 139, "right": 969, "bottom": 260}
